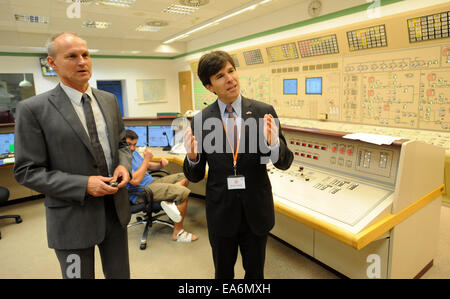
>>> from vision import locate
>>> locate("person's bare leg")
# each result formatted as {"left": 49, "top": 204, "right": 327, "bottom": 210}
{"left": 171, "top": 197, "right": 198, "bottom": 241}
{"left": 172, "top": 178, "right": 198, "bottom": 241}
{"left": 175, "top": 178, "right": 189, "bottom": 188}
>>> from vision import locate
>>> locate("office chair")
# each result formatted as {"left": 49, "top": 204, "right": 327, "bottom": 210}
{"left": 0, "top": 187, "right": 22, "bottom": 240}
{"left": 127, "top": 170, "right": 174, "bottom": 250}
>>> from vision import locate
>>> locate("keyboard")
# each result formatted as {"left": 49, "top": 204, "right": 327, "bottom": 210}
{"left": 0, "top": 153, "right": 14, "bottom": 159}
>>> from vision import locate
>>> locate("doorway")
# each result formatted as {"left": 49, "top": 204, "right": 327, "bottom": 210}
{"left": 96, "top": 80, "right": 125, "bottom": 117}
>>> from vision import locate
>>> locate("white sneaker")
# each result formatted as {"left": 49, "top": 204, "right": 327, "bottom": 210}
{"left": 161, "top": 201, "right": 182, "bottom": 223}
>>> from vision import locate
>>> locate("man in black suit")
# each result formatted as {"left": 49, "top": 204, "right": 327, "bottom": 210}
{"left": 183, "top": 51, "right": 293, "bottom": 279}
{"left": 14, "top": 33, "right": 131, "bottom": 278}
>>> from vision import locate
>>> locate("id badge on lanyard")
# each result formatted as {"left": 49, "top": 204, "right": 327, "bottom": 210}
{"left": 223, "top": 121, "right": 246, "bottom": 190}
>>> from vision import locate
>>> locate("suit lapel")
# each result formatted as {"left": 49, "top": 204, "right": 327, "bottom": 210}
{"left": 48, "top": 85, "right": 96, "bottom": 159}
{"left": 92, "top": 88, "right": 116, "bottom": 162}
{"left": 237, "top": 97, "right": 254, "bottom": 164}
{"left": 210, "top": 99, "right": 229, "bottom": 154}
{"left": 206, "top": 100, "right": 233, "bottom": 163}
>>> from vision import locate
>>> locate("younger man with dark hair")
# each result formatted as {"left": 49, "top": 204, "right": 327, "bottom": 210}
{"left": 183, "top": 50, "right": 293, "bottom": 278}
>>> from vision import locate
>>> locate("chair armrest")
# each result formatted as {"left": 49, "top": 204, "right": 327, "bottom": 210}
{"left": 148, "top": 169, "right": 170, "bottom": 177}
{"left": 128, "top": 187, "right": 154, "bottom": 206}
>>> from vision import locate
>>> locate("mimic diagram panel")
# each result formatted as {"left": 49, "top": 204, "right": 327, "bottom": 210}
{"left": 342, "top": 45, "right": 450, "bottom": 130}
{"left": 193, "top": 43, "right": 450, "bottom": 131}
{"left": 190, "top": 5, "right": 450, "bottom": 133}
{"left": 239, "top": 68, "right": 271, "bottom": 105}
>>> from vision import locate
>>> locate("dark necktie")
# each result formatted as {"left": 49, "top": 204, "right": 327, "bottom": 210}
{"left": 226, "top": 104, "right": 238, "bottom": 153}
{"left": 82, "top": 93, "right": 109, "bottom": 177}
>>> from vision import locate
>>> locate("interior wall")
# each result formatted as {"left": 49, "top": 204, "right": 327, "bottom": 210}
{"left": 0, "top": 55, "right": 180, "bottom": 117}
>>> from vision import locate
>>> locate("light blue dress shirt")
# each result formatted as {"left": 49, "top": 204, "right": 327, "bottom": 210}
{"left": 187, "top": 95, "right": 280, "bottom": 166}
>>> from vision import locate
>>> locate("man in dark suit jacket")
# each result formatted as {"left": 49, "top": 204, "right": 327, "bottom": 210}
{"left": 183, "top": 51, "right": 293, "bottom": 279}
{"left": 14, "top": 33, "right": 132, "bottom": 279}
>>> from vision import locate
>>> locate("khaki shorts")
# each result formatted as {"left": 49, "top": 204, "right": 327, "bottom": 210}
{"left": 136, "top": 173, "right": 190, "bottom": 204}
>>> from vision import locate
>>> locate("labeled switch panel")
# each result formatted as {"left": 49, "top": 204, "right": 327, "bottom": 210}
{"left": 284, "top": 130, "right": 399, "bottom": 185}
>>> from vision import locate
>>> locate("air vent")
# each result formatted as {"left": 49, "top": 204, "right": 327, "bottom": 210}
{"left": 15, "top": 14, "right": 49, "bottom": 24}
{"left": 163, "top": 4, "right": 199, "bottom": 15}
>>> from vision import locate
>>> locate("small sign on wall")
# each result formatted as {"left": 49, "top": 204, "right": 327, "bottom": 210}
{"left": 136, "top": 79, "right": 167, "bottom": 103}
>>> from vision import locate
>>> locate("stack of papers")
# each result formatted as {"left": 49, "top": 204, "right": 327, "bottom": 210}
{"left": 343, "top": 133, "right": 402, "bottom": 145}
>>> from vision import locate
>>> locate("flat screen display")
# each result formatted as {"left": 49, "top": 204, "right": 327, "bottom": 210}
{"left": 125, "top": 126, "right": 148, "bottom": 147}
{"left": 283, "top": 79, "right": 298, "bottom": 95}
{"left": 0, "top": 133, "right": 14, "bottom": 154}
{"left": 148, "top": 125, "right": 174, "bottom": 147}
{"left": 305, "top": 77, "right": 322, "bottom": 95}
{"left": 40, "top": 57, "right": 57, "bottom": 77}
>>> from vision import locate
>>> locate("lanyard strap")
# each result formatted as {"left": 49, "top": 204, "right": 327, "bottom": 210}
{"left": 222, "top": 121, "right": 240, "bottom": 175}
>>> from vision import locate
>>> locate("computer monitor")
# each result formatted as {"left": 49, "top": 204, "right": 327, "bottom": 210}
{"left": 305, "top": 77, "right": 322, "bottom": 95}
{"left": 39, "top": 57, "right": 57, "bottom": 77}
{"left": 148, "top": 125, "right": 174, "bottom": 147}
{"left": 0, "top": 133, "right": 14, "bottom": 154}
{"left": 125, "top": 126, "right": 148, "bottom": 147}
{"left": 283, "top": 79, "right": 298, "bottom": 95}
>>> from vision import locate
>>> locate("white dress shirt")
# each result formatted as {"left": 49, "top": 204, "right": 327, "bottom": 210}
{"left": 60, "top": 83, "right": 113, "bottom": 176}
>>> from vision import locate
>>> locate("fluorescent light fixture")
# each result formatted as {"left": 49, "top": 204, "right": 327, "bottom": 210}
{"left": 120, "top": 50, "right": 142, "bottom": 54}
{"left": 97, "top": 0, "right": 136, "bottom": 8}
{"left": 83, "top": 20, "right": 111, "bottom": 29}
{"left": 21, "top": 46, "right": 47, "bottom": 52}
{"left": 163, "top": 4, "right": 199, "bottom": 15}
{"left": 68, "top": 0, "right": 94, "bottom": 3}
{"left": 163, "top": 0, "right": 271, "bottom": 44}
{"left": 136, "top": 25, "right": 162, "bottom": 32}
{"left": 14, "top": 14, "right": 49, "bottom": 24}
{"left": 164, "top": 34, "right": 190, "bottom": 44}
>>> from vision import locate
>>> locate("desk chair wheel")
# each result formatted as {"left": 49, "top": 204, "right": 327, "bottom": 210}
{"left": 15, "top": 216, "right": 22, "bottom": 224}
{"left": 140, "top": 243, "right": 146, "bottom": 250}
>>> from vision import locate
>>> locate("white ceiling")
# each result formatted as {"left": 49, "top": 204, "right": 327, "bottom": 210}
{"left": 0, "top": 0, "right": 311, "bottom": 56}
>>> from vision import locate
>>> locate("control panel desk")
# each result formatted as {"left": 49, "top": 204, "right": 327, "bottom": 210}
{"left": 136, "top": 147, "right": 206, "bottom": 197}
{"left": 270, "top": 125, "right": 444, "bottom": 278}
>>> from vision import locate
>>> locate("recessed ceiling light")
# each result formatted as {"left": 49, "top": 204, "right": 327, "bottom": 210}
{"left": 83, "top": 20, "right": 111, "bottom": 29}
{"left": 163, "top": 4, "right": 199, "bottom": 15}
{"left": 14, "top": 14, "right": 49, "bottom": 24}
{"left": 136, "top": 20, "right": 168, "bottom": 32}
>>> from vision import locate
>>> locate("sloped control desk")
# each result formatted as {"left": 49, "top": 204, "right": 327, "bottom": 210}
{"left": 269, "top": 126, "right": 444, "bottom": 278}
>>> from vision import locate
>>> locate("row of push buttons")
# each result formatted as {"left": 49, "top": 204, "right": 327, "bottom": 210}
{"left": 290, "top": 141, "right": 327, "bottom": 151}
{"left": 294, "top": 152, "right": 319, "bottom": 160}
{"left": 331, "top": 143, "right": 354, "bottom": 155}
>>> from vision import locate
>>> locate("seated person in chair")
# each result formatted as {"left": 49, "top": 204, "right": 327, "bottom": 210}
{"left": 126, "top": 129, "right": 198, "bottom": 242}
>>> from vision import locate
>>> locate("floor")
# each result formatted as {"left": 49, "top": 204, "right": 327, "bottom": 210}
{"left": 0, "top": 197, "right": 449, "bottom": 279}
